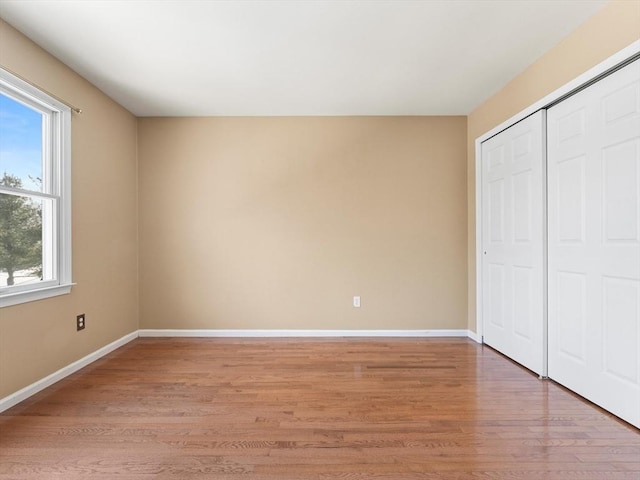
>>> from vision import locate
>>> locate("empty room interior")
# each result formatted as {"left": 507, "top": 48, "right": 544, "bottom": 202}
{"left": 0, "top": 0, "right": 639, "bottom": 478}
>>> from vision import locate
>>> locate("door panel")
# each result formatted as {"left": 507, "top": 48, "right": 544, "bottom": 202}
{"left": 602, "top": 276, "right": 639, "bottom": 384}
{"left": 556, "top": 271, "right": 587, "bottom": 363}
{"left": 513, "top": 265, "right": 533, "bottom": 339}
{"left": 481, "top": 111, "right": 546, "bottom": 376}
{"left": 603, "top": 139, "right": 639, "bottom": 242}
{"left": 556, "top": 155, "right": 586, "bottom": 243}
{"left": 513, "top": 169, "right": 532, "bottom": 242}
{"left": 548, "top": 58, "right": 640, "bottom": 428}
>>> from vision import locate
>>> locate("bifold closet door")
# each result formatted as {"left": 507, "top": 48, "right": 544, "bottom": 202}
{"left": 547, "top": 58, "right": 640, "bottom": 428}
{"left": 481, "top": 111, "right": 546, "bottom": 376}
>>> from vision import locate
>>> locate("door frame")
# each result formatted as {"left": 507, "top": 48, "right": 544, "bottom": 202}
{"left": 474, "top": 40, "right": 640, "bottom": 344}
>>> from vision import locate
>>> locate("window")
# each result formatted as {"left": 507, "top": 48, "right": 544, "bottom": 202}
{"left": 0, "top": 69, "right": 72, "bottom": 307}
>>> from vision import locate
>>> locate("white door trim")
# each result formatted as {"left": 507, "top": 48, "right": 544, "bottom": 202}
{"left": 475, "top": 40, "right": 640, "bottom": 342}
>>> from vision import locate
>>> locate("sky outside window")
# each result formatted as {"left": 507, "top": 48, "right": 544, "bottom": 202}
{"left": 0, "top": 93, "right": 43, "bottom": 192}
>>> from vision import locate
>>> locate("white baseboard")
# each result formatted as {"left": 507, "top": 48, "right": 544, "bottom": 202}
{"left": 0, "top": 331, "right": 138, "bottom": 413}
{"left": 466, "top": 330, "right": 482, "bottom": 343}
{"left": 138, "top": 328, "right": 473, "bottom": 338}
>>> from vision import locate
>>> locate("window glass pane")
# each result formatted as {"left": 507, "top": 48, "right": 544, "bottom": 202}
{"left": 0, "top": 93, "right": 43, "bottom": 192}
{"left": 0, "top": 193, "right": 54, "bottom": 288}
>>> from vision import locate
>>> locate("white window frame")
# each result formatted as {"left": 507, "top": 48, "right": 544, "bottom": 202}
{"left": 0, "top": 68, "right": 73, "bottom": 308}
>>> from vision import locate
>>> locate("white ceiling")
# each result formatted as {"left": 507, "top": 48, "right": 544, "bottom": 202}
{"left": 0, "top": 0, "right": 608, "bottom": 117}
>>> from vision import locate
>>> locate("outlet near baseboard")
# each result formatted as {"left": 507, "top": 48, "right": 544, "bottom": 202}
{"left": 76, "top": 314, "right": 85, "bottom": 331}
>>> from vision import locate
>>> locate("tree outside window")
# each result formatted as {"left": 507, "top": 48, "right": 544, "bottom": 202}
{"left": 0, "top": 173, "right": 43, "bottom": 286}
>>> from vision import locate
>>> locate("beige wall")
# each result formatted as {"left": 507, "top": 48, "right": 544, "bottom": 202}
{"left": 138, "top": 116, "right": 467, "bottom": 330}
{"left": 3, "top": 0, "right": 635, "bottom": 400}
{"left": 0, "top": 20, "right": 139, "bottom": 398}
{"left": 467, "top": 0, "right": 640, "bottom": 333}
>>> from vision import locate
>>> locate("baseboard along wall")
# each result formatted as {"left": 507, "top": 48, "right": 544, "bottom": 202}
{"left": 0, "top": 331, "right": 138, "bottom": 413}
{"left": 137, "top": 329, "right": 476, "bottom": 338}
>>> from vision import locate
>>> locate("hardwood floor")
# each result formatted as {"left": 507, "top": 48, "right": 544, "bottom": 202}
{"left": 1, "top": 337, "right": 638, "bottom": 479}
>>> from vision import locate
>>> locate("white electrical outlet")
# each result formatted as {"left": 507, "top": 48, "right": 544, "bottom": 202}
{"left": 353, "top": 296, "right": 361, "bottom": 308}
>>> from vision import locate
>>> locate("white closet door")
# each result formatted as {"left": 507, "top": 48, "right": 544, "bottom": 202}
{"left": 548, "top": 59, "right": 640, "bottom": 428}
{"left": 482, "top": 111, "right": 546, "bottom": 376}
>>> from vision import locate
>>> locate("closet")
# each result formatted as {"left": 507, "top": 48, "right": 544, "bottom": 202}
{"left": 480, "top": 58, "right": 640, "bottom": 428}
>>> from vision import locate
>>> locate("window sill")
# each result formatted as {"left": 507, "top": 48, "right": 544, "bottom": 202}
{"left": 0, "top": 283, "right": 75, "bottom": 308}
